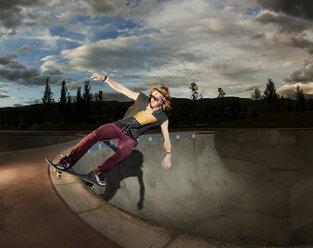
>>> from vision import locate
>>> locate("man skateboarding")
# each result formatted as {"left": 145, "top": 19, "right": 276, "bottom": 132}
{"left": 54, "top": 73, "right": 172, "bottom": 186}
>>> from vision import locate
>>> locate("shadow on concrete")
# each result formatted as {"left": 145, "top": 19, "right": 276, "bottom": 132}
{"left": 86, "top": 141, "right": 145, "bottom": 210}
{"left": 104, "top": 150, "right": 144, "bottom": 210}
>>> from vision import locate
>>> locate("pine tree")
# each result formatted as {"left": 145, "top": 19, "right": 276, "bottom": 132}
{"left": 76, "top": 86, "right": 82, "bottom": 105}
{"left": 263, "top": 78, "right": 278, "bottom": 114}
{"left": 263, "top": 78, "right": 278, "bottom": 102}
{"left": 75, "top": 86, "right": 82, "bottom": 121}
{"left": 82, "top": 80, "right": 92, "bottom": 121}
{"left": 83, "top": 80, "right": 91, "bottom": 103}
{"left": 42, "top": 77, "right": 53, "bottom": 119}
{"left": 59, "top": 80, "right": 67, "bottom": 121}
{"left": 98, "top": 90, "right": 103, "bottom": 101}
{"left": 60, "top": 80, "right": 67, "bottom": 107}
{"left": 296, "top": 85, "right": 306, "bottom": 111}
{"left": 251, "top": 86, "right": 261, "bottom": 100}
{"left": 42, "top": 78, "right": 53, "bottom": 104}
{"left": 66, "top": 92, "right": 72, "bottom": 121}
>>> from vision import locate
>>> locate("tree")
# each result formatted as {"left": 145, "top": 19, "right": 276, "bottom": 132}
{"left": 189, "top": 82, "right": 202, "bottom": 101}
{"left": 98, "top": 90, "right": 103, "bottom": 101}
{"left": 60, "top": 80, "right": 67, "bottom": 106}
{"left": 59, "top": 80, "right": 67, "bottom": 121}
{"left": 263, "top": 78, "right": 278, "bottom": 102}
{"left": 217, "top": 88, "right": 225, "bottom": 98}
{"left": 95, "top": 90, "right": 103, "bottom": 116}
{"left": 83, "top": 80, "right": 91, "bottom": 103}
{"left": 42, "top": 77, "right": 53, "bottom": 118}
{"left": 75, "top": 86, "right": 82, "bottom": 121}
{"left": 263, "top": 78, "right": 278, "bottom": 114}
{"left": 296, "top": 85, "right": 306, "bottom": 111}
{"left": 94, "top": 93, "right": 98, "bottom": 102}
{"left": 66, "top": 92, "right": 72, "bottom": 121}
{"left": 82, "top": 80, "right": 92, "bottom": 120}
{"left": 251, "top": 86, "right": 261, "bottom": 100}
{"left": 76, "top": 86, "right": 82, "bottom": 104}
{"left": 42, "top": 78, "right": 53, "bottom": 105}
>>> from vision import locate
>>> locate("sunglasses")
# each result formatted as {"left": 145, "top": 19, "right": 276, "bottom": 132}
{"left": 150, "top": 94, "right": 163, "bottom": 102}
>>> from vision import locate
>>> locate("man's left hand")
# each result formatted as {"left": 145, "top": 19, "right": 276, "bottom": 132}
{"left": 162, "top": 155, "right": 171, "bottom": 171}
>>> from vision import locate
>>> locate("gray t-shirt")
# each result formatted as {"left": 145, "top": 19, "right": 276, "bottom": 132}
{"left": 114, "top": 92, "right": 168, "bottom": 143}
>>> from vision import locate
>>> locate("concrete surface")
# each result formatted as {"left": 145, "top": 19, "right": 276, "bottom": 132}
{"left": 2, "top": 129, "right": 313, "bottom": 248}
{"left": 0, "top": 140, "right": 121, "bottom": 248}
{"left": 51, "top": 129, "right": 313, "bottom": 247}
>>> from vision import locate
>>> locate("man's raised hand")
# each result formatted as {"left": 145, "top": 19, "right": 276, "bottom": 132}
{"left": 90, "top": 73, "right": 105, "bottom": 81}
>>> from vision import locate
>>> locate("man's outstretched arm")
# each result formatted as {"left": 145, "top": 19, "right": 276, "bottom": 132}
{"left": 161, "top": 120, "right": 172, "bottom": 171}
{"left": 91, "top": 72, "right": 139, "bottom": 101}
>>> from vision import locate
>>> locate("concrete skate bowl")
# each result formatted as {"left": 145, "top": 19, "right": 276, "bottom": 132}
{"left": 57, "top": 129, "right": 313, "bottom": 247}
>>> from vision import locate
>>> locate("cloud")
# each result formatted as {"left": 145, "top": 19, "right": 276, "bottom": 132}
{"left": 0, "top": 65, "right": 43, "bottom": 85}
{"left": 17, "top": 45, "right": 37, "bottom": 56}
{"left": 278, "top": 35, "right": 313, "bottom": 53}
{"left": 85, "top": 0, "right": 115, "bottom": 15}
{"left": 283, "top": 57, "right": 313, "bottom": 84}
{"left": 256, "top": 0, "right": 313, "bottom": 21}
{"left": 277, "top": 82, "right": 313, "bottom": 99}
{"left": 256, "top": 10, "right": 313, "bottom": 34}
{"left": 0, "top": 52, "right": 84, "bottom": 91}
{"left": 0, "top": 53, "right": 18, "bottom": 66}
{"left": 2, "top": 0, "right": 311, "bottom": 103}
{"left": 42, "top": 33, "right": 186, "bottom": 73}
{"left": 40, "top": 0, "right": 272, "bottom": 96}
{"left": 142, "top": 0, "right": 211, "bottom": 29}
{"left": 0, "top": 85, "right": 10, "bottom": 98}
{"left": 211, "top": 61, "right": 265, "bottom": 84}
{"left": 21, "top": 28, "right": 84, "bottom": 50}
{"left": 0, "top": 0, "right": 46, "bottom": 34}
{"left": 254, "top": 4, "right": 313, "bottom": 84}
{"left": 0, "top": 94, "right": 10, "bottom": 98}
{"left": 0, "top": 52, "right": 62, "bottom": 86}
{"left": 239, "top": 85, "right": 258, "bottom": 93}
{"left": 64, "top": 80, "right": 83, "bottom": 91}
{"left": 0, "top": 0, "right": 118, "bottom": 37}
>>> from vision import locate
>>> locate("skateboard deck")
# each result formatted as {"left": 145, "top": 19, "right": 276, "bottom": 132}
{"left": 45, "top": 158, "right": 106, "bottom": 187}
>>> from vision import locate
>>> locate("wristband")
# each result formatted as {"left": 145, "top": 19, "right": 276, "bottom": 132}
{"left": 103, "top": 75, "right": 109, "bottom": 82}
{"left": 165, "top": 151, "right": 172, "bottom": 155}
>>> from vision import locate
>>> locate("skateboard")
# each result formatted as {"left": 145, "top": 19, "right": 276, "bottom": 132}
{"left": 45, "top": 158, "right": 106, "bottom": 187}
{"left": 45, "top": 141, "right": 116, "bottom": 188}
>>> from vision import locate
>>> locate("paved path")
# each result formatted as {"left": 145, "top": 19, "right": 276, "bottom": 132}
{"left": 0, "top": 141, "right": 121, "bottom": 248}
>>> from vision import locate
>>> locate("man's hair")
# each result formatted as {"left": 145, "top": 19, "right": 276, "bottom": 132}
{"left": 150, "top": 84, "right": 172, "bottom": 111}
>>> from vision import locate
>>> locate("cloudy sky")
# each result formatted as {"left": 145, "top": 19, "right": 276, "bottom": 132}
{"left": 0, "top": 0, "right": 313, "bottom": 107}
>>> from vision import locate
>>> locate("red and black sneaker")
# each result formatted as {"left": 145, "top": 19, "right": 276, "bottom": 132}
{"left": 55, "top": 155, "right": 72, "bottom": 171}
{"left": 93, "top": 167, "right": 106, "bottom": 187}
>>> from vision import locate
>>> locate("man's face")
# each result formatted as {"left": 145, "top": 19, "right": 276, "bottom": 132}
{"left": 150, "top": 90, "right": 164, "bottom": 108}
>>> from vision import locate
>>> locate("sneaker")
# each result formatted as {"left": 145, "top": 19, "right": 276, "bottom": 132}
{"left": 93, "top": 168, "right": 106, "bottom": 187}
{"left": 55, "top": 155, "right": 72, "bottom": 171}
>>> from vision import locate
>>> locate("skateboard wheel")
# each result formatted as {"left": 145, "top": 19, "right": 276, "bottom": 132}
{"left": 54, "top": 169, "right": 58, "bottom": 173}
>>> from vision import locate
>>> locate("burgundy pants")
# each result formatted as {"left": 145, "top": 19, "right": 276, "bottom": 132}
{"left": 67, "top": 123, "right": 136, "bottom": 173}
